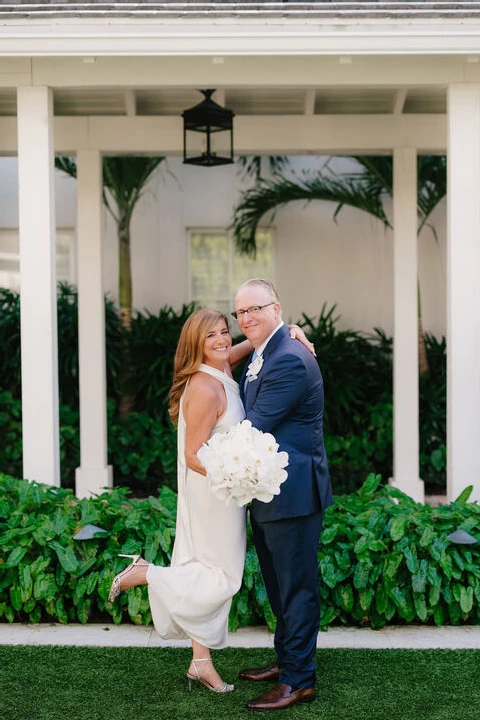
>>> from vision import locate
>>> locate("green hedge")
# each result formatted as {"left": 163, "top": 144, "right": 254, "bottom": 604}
{"left": 1, "top": 473, "right": 479, "bottom": 630}
{"left": 299, "top": 304, "right": 446, "bottom": 492}
{"left": 0, "top": 390, "right": 178, "bottom": 496}
{"left": 0, "top": 288, "right": 447, "bottom": 495}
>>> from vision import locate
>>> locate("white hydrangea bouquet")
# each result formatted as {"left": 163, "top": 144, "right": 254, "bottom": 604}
{"left": 197, "top": 419, "right": 289, "bottom": 507}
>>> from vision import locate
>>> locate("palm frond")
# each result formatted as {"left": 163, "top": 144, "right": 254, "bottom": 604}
{"left": 55, "top": 156, "right": 167, "bottom": 223}
{"left": 351, "top": 156, "right": 394, "bottom": 196}
{"left": 231, "top": 154, "right": 446, "bottom": 254}
{"left": 55, "top": 157, "right": 77, "bottom": 179}
{"left": 417, "top": 155, "right": 447, "bottom": 234}
{"left": 236, "top": 156, "right": 290, "bottom": 181}
{"left": 103, "top": 157, "right": 165, "bottom": 224}
{"left": 232, "top": 171, "right": 391, "bottom": 255}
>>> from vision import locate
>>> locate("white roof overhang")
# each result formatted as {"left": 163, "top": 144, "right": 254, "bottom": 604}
{"left": 1, "top": 3, "right": 480, "bottom": 56}
{"left": 1, "top": 3, "right": 479, "bottom": 155}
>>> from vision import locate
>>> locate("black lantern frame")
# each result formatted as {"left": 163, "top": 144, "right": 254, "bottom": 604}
{"left": 182, "top": 89, "right": 234, "bottom": 167}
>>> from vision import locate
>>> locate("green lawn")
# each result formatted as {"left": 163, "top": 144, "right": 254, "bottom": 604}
{"left": 1, "top": 646, "right": 479, "bottom": 720}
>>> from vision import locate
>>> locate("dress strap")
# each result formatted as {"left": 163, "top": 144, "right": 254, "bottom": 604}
{"left": 198, "top": 363, "right": 239, "bottom": 393}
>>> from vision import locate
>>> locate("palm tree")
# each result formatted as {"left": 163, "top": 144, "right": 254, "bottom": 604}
{"left": 231, "top": 155, "right": 447, "bottom": 374}
{"left": 237, "top": 155, "right": 290, "bottom": 182}
{"left": 55, "top": 155, "right": 166, "bottom": 415}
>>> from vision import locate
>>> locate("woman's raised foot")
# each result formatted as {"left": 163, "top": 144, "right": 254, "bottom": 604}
{"left": 108, "top": 554, "right": 149, "bottom": 602}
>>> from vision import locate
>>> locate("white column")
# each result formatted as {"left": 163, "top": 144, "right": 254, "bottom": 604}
{"left": 17, "top": 86, "right": 60, "bottom": 486}
{"left": 389, "top": 147, "right": 425, "bottom": 503}
{"left": 75, "top": 150, "right": 113, "bottom": 498}
{"left": 447, "top": 84, "right": 480, "bottom": 504}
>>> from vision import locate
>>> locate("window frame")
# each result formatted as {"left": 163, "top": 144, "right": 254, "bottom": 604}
{"left": 188, "top": 226, "right": 275, "bottom": 315}
{"left": 0, "top": 227, "right": 76, "bottom": 292}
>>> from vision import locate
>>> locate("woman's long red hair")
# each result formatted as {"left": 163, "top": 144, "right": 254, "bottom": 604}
{"left": 168, "top": 307, "right": 229, "bottom": 424}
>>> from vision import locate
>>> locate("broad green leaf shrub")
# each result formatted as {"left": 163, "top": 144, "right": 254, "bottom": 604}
{"left": 0, "top": 474, "right": 177, "bottom": 625}
{"left": 317, "top": 474, "right": 480, "bottom": 629}
{"left": 1, "top": 473, "right": 479, "bottom": 630}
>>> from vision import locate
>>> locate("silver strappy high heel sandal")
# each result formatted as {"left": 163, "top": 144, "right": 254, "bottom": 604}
{"left": 186, "top": 658, "right": 234, "bottom": 693}
{"left": 108, "top": 554, "right": 146, "bottom": 602}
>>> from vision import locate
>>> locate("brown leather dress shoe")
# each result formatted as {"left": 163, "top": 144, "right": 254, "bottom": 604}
{"left": 239, "top": 662, "right": 280, "bottom": 682}
{"left": 246, "top": 683, "right": 315, "bottom": 711}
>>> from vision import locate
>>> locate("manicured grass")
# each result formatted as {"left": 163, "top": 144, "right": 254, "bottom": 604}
{"left": 1, "top": 646, "right": 479, "bottom": 720}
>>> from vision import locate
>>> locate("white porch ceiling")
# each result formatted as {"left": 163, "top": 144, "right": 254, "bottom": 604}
{"left": 0, "top": 84, "right": 447, "bottom": 117}
{"left": 0, "top": 83, "right": 450, "bottom": 155}
{"left": 0, "top": 82, "right": 452, "bottom": 155}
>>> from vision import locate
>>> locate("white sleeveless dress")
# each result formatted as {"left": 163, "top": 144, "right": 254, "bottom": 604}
{"left": 146, "top": 363, "right": 246, "bottom": 648}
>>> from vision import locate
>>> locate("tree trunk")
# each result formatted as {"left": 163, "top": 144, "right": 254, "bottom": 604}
{"left": 418, "top": 315, "right": 429, "bottom": 375}
{"left": 417, "top": 280, "right": 429, "bottom": 375}
{"left": 118, "top": 214, "right": 134, "bottom": 418}
{"left": 119, "top": 216, "right": 132, "bottom": 332}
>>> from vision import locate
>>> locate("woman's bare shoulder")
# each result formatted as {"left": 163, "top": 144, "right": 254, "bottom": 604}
{"left": 183, "top": 371, "right": 226, "bottom": 425}
{"left": 185, "top": 370, "right": 223, "bottom": 401}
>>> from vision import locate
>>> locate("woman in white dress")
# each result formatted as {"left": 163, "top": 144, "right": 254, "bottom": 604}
{"left": 108, "top": 307, "right": 314, "bottom": 693}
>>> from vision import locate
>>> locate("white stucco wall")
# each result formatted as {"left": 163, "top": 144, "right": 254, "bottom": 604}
{"left": 0, "top": 155, "right": 447, "bottom": 338}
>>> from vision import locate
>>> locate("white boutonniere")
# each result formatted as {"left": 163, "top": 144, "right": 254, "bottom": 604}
{"left": 246, "top": 354, "right": 264, "bottom": 382}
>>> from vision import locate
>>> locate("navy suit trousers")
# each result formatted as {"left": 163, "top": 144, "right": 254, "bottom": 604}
{"left": 250, "top": 510, "right": 323, "bottom": 689}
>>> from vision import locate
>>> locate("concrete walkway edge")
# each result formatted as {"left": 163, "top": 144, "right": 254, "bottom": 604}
{"left": 1, "top": 624, "right": 480, "bottom": 649}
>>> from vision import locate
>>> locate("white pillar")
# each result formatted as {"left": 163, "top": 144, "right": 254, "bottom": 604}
{"left": 75, "top": 150, "right": 113, "bottom": 498}
{"left": 17, "top": 86, "right": 60, "bottom": 486}
{"left": 447, "top": 84, "right": 480, "bottom": 503}
{"left": 389, "top": 147, "right": 425, "bottom": 503}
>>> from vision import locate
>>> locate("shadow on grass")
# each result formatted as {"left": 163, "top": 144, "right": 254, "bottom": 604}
{"left": 1, "top": 646, "right": 480, "bottom": 720}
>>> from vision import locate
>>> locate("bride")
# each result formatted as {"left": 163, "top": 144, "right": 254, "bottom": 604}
{"left": 107, "top": 307, "right": 314, "bottom": 693}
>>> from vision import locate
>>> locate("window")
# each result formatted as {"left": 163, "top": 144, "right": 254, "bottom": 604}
{"left": 0, "top": 229, "right": 75, "bottom": 292}
{"left": 189, "top": 228, "right": 274, "bottom": 316}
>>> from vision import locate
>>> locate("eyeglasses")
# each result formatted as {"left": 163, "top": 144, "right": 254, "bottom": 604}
{"left": 231, "top": 302, "right": 275, "bottom": 320}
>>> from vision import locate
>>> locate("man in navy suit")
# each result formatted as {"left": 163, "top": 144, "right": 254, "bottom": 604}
{"left": 233, "top": 278, "right": 332, "bottom": 711}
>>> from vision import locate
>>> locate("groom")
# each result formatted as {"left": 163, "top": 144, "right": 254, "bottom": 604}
{"left": 234, "top": 278, "right": 332, "bottom": 711}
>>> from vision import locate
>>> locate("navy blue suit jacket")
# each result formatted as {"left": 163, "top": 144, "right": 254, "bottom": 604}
{"left": 240, "top": 324, "right": 333, "bottom": 522}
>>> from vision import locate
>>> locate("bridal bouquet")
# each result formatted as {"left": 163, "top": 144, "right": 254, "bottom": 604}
{"left": 197, "top": 419, "right": 289, "bottom": 507}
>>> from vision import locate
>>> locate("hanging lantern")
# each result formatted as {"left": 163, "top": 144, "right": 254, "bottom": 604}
{"left": 182, "top": 89, "right": 234, "bottom": 167}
